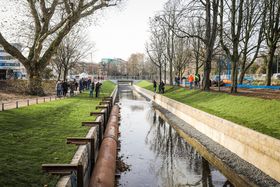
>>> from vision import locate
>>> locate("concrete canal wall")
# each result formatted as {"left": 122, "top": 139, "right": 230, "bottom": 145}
{"left": 57, "top": 86, "right": 118, "bottom": 187}
{"left": 134, "top": 85, "right": 280, "bottom": 183}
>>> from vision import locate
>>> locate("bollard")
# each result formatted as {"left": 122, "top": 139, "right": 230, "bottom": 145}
{"left": 2, "top": 103, "right": 4, "bottom": 111}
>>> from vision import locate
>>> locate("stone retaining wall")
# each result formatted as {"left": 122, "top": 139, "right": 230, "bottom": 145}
{"left": 134, "top": 85, "right": 280, "bottom": 183}
{"left": 56, "top": 86, "right": 118, "bottom": 187}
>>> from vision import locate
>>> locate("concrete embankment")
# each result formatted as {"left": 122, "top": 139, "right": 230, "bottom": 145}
{"left": 56, "top": 87, "right": 118, "bottom": 187}
{"left": 134, "top": 85, "right": 280, "bottom": 186}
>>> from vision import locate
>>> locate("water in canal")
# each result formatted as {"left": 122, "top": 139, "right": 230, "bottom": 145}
{"left": 117, "top": 85, "right": 230, "bottom": 187}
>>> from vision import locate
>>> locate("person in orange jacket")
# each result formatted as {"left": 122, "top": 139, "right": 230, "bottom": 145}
{"left": 188, "top": 74, "right": 194, "bottom": 89}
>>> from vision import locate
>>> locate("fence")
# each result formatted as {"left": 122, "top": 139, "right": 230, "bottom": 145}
{"left": 42, "top": 87, "right": 118, "bottom": 187}
{"left": 0, "top": 91, "right": 79, "bottom": 112}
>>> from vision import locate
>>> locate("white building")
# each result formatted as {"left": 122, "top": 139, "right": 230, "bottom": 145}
{"left": 0, "top": 44, "right": 26, "bottom": 80}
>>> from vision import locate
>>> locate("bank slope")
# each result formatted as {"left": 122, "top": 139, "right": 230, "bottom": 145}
{"left": 0, "top": 80, "right": 115, "bottom": 186}
{"left": 136, "top": 80, "right": 280, "bottom": 140}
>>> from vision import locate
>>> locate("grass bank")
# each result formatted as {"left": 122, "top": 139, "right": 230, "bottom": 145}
{"left": 136, "top": 80, "right": 280, "bottom": 139}
{"left": 0, "top": 80, "right": 115, "bottom": 187}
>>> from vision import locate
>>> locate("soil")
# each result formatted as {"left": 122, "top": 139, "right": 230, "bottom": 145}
{"left": 211, "top": 86, "right": 280, "bottom": 100}
{"left": 0, "top": 91, "right": 38, "bottom": 102}
{"left": 116, "top": 155, "right": 130, "bottom": 173}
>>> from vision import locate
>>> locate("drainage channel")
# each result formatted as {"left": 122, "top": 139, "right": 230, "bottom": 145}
{"left": 116, "top": 84, "right": 231, "bottom": 187}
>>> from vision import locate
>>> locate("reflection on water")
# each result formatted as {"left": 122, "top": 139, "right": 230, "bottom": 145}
{"left": 117, "top": 85, "right": 231, "bottom": 187}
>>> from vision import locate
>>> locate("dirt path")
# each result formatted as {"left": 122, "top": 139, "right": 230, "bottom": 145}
{"left": 211, "top": 86, "right": 280, "bottom": 100}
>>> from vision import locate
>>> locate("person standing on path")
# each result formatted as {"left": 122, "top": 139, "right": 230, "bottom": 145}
{"left": 79, "top": 79, "right": 84, "bottom": 93}
{"left": 69, "top": 81, "right": 75, "bottom": 96}
{"left": 89, "top": 82, "right": 95, "bottom": 97}
{"left": 153, "top": 80, "right": 157, "bottom": 93}
{"left": 188, "top": 74, "right": 194, "bottom": 90}
{"left": 56, "top": 80, "right": 62, "bottom": 97}
{"left": 195, "top": 73, "right": 201, "bottom": 89}
{"left": 95, "top": 81, "right": 102, "bottom": 98}
{"left": 159, "top": 80, "right": 165, "bottom": 94}
{"left": 62, "top": 80, "right": 68, "bottom": 96}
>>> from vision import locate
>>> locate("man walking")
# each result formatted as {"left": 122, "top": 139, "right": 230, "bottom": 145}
{"left": 153, "top": 80, "right": 157, "bottom": 93}
{"left": 159, "top": 80, "right": 165, "bottom": 94}
{"left": 188, "top": 74, "right": 194, "bottom": 90}
{"left": 89, "top": 82, "right": 95, "bottom": 97}
{"left": 56, "top": 80, "right": 62, "bottom": 97}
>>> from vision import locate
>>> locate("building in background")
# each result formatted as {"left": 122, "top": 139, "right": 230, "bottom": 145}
{"left": 0, "top": 44, "right": 26, "bottom": 80}
{"left": 100, "top": 58, "right": 128, "bottom": 78}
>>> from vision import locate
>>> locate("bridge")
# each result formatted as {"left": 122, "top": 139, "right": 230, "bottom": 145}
{"left": 117, "top": 79, "right": 134, "bottom": 85}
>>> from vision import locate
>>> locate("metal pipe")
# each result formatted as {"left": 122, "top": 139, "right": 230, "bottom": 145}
{"left": 89, "top": 105, "right": 119, "bottom": 187}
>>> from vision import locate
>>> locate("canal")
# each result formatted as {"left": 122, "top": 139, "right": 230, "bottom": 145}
{"left": 117, "top": 84, "right": 232, "bottom": 187}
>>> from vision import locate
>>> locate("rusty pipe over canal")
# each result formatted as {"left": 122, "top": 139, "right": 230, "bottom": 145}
{"left": 89, "top": 105, "right": 120, "bottom": 187}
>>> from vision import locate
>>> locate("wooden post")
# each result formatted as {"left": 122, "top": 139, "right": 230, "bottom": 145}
{"left": 1, "top": 103, "right": 4, "bottom": 111}
{"left": 77, "top": 164, "right": 83, "bottom": 187}
{"left": 82, "top": 121, "right": 103, "bottom": 147}
{"left": 42, "top": 164, "right": 83, "bottom": 187}
{"left": 44, "top": 98, "right": 46, "bottom": 102}
{"left": 66, "top": 137, "right": 96, "bottom": 172}
{"left": 36, "top": 98, "right": 38, "bottom": 104}
{"left": 16, "top": 101, "right": 18, "bottom": 109}
{"left": 27, "top": 100, "right": 29, "bottom": 106}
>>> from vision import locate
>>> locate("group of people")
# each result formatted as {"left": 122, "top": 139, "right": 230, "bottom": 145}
{"left": 55, "top": 78, "right": 102, "bottom": 98}
{"left": 56, "top": 80, "right": 78, "bottom": 97}
{"left": 187, "top": 73, "right": 201, "bottom": 89}
{"left": 153, "top": 80, "right": 165, "bottom": 94}
{"left": 89, "top": 81, "right": 102, "bottom": 98}
{"left": 79, "top": 78, "right": 92, "bottom": 93}
{"left": 152, "top": 73, "right": 201, "bottom": 94}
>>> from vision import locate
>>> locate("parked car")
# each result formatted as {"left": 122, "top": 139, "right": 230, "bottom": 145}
{"left": 211, "top": 75, "right": 225, "bottom": 87}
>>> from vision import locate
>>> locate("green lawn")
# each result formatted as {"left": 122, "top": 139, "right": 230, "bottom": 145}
{"left": 0, "top": 81, "right": 116, "bottom": 187}
{"left": 137, "top": 80, "right": 280, "bottom": 139}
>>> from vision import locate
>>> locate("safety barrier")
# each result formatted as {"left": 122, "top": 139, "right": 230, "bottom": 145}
{"left": 42, "top": 86, "right": 118, "bottom": 187}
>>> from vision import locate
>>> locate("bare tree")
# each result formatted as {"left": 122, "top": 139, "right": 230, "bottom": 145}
{"left": 173, "top": 37, "right": 191, "bottom": 80}
{"left": 146, "top": 18, "right": 166, "bottom": 82}
{"left": 127, "top": 53, "right": 144, "bottom": 77}
{"left": 0, "top": 0, "right": 120, "bottom": 95}
{"left": 168, "top": 0, "right": 220, "bottom": 90}
{"left": 52, "top": 30, "right": 94, "bottom": 81}
{"left": 219, "top": 0, "right": 245, "bottom": 93}
{"left": 239, "top": 0, "right": 265, "bottom": 84}
{"left": 263, "top": 0, "right": 280, "bottom": 86}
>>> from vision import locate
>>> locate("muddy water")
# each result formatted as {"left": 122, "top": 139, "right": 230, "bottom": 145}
{"left": 117, "top": 85, "right": 231, "bottom": 187}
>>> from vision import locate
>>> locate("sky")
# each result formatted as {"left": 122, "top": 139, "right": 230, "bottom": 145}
{"left": 86, "top": 0, "right": 167, "bottom": 62}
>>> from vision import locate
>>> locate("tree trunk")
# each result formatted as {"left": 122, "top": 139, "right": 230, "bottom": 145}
{"left": 266, "top": 47, "right": 276, "bottom": 86}
{"left": 63, "top": 67, "right": 68, "bottom": 81}
{"left": 239, "top": 70, "right": 245, "bottom": 85}
{"left": 159, "top": 65, "right": 162, "bottom": 82}
{"left": 57, "top": 65, "right": 62, "bottom": 81}
{"left": 202, "top": 60, "right": 211, "bottom": 91}
{"left": 230, "top": 60, "right": 238, "bottom": 93}
{"left": 27, "top": 67, "right": 45, "bottom": 96}
{"left": 169, "top": 62, "right": 173, "bottom": 85}
{"left": 164, "top": 63, "right": 167, "bottom": 84}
